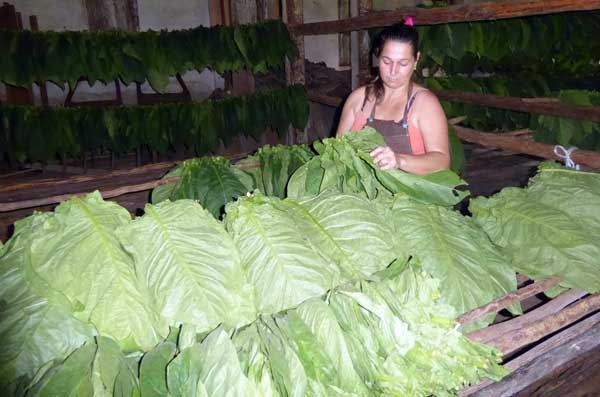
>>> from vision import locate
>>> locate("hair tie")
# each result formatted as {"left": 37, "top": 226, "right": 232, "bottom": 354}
{"left": 405, "top": 16, "right": 414, "bottom": 26}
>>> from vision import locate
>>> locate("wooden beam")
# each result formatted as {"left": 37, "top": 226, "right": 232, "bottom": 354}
{"left": 487, "top": 293, "right": 600, "bottom": 356}
{"left": 357, "top": 0, "right": 372, "bottom": 86}
{"left": 457, "top": 276, "right": 560, "bottom": 326}
{"left": 460, "top": 311, "right": 600, "bottom": 396}
{"left": 435, "top": 90, "right": 600, "bottom": 123}
{"left": 453, "top": 124, "right": 600, "bottom": 169}
{"left": 292, "top": 0, "right": 600, "bottom": 35}
{"left": 467, "top": 289, "right": 588, "bottom": 345}
{"left": 285, "top": 0, "right": 307, "bottom": 144}
{"left": 0, "top": 159, "right": 259, "bottom": 212}
{"left": 467, "top": 322, "right": 600, "bottom": 397}
{"left": 338, "top": 0, "right": 351, "bottom": 67}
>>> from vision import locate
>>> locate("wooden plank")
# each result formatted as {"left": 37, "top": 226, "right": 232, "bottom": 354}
{"left": 457, "top": 276, "right": 560, "bottom": 326}
{"left": 467, "top": 323, "right": 600, "bottom": 397}
{"left": 436, "top": 90, "right": 600, "bottom": 123}
{"left": 453, "top": 124, "right": 600, "bottom": 170}
{"left": 467, "top": 289, "right": 588, "bottom": 345}
{"left": 0, "top": 159, "right": 260, "bottom": 212}
{"left": 338, "top": 0, "right": 351, "bottom": 67}
{"left": 461, "top": 312, "right": 600, "bottom": 396}
{"left": 292, "top": 0, "right": 600, "bottom": 35}
{"left": 487, "top": 293, "right": 600, "bottom": 356}
{"left": 357, "top": 0, "right": 372, "bottom": 86}
{"left": 285, "top": 0, "right": 307, "bottom": 144}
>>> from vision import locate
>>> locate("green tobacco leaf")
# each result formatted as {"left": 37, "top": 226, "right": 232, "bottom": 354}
{"left": 250, "top": 144, "right": 314, "bottom": 198}
{"left": 224, "top": 193, "right": 339, "bottom": 315}
{"left": 0, "top": 214, "right": 94, "bottom": 392}
{"left": 391, "top": 196, "right": 518, "bottom": 329}
{"left": 117, "top": 200, "right": 256, "bottom": 333}
{"left": 92, "top": 337, "right": 140, "bottom": 397}
{"left": 471, "top": 162, "right": 600, "bottom": 292}
{"left": 139, "top": 341, "right": 177, "bottom": 397}
{"left": 27, "top": 341, "right": 96, "bottom": 397}
{"left": 25, "top": 192, "right": 164, "bottom": 351}
{"left": 289, "top": 190, "right": 402, "bottom": 280}
{"left": 151, "top": 157, "right": 254, "bottom": 218}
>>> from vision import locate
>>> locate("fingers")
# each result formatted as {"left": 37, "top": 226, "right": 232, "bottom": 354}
{"left": 370, "top": 146, "right": 397, "bottom": 170}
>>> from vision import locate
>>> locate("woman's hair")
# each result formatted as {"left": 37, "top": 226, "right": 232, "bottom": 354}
{"left": 366, "top": 21, "right": 419, "bottom": 103}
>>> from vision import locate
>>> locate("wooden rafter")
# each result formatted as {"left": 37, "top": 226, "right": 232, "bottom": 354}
{"left": 292, "top": 0, "right": 600, "bottom": 35}
{"left": 436, "top": 90, "right": 600, "bottom": 123}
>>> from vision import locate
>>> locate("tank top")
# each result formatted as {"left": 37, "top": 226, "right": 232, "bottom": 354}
{"left": 350, "top": 85, "right": 426, "bottom": 155}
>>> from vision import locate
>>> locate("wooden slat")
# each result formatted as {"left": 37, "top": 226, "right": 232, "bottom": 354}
{"left": 357, "top": 0, "right": 372, "bottom": 86}
{"left": 0, "top": 159, "right": 260, "bottom": 212}
{"left": 292, "top": 0, "right": 600, "bottom": 35}
{"left": 285, "top": 0, "right": 307, "bottom": 144}
{"left": 435, "top": 90, "right": 600, "bottom": 123}
{"left": 487, "top": 293, "right": 600, "bottom": 356}
{"left": 467, "top": 322, "right": 600, "bottom": 397}
{"left": 457, "top": 276, "right": 560, "bottom": 326}
{"left": 453, "top": 124, "right": 600, "bottom": 169}
{"left": 461, "top": 312, "right": 600, "bottom": 396}
{"left": 467, "top": 289, "right": 588, "bottom": 345}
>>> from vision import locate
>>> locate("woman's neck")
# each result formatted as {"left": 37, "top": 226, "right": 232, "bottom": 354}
{"left": 382, "top": 82, "right": 411, "bottom": 102}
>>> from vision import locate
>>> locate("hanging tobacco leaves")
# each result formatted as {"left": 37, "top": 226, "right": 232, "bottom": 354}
{"left": 0, "top": 20, "right": 297, "bottom": 92}
{"left": 0, "top": 85, "right": 309, "bottom": 164}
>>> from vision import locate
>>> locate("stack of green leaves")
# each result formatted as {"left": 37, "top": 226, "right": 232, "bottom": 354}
{"left": 0, "top": 84, "right": 309, "bottom": 164}
{"left": 471, "top": 161, "right": 600, "bottom": 294}
{"left": 0, "top": 20, "right": 297, "bottom": 91}
{"left": 240, "top": 143, "right": 315, "bottom": 198}
{"left": 287, "top": 127, "right": 469, "bottom": 207}
{"left": 13, "top": 265, "right": 508, "bottom": 396}
{"left": 151, "top": 156, "right": 254, "bottom": 218}
{"left": 0, "top": 188, "right": 404, "bottom": 392}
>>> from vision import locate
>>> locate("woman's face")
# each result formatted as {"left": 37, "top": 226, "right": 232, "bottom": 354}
{"left": 378, "top": 40, "right": 418, "bottom": 90}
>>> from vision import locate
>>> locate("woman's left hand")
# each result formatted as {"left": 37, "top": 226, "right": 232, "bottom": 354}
{"left": 370, "top": 146, "right": 403, "bottom": 171}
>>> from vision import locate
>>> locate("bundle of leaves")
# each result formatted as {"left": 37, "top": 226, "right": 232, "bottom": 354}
{"left": 0, "top": 84, "right": 309, "bottom": 164}
{"left": 471, "top": 161, "right": 600, "bottom": 295}
{"left": 287, "top": 127, "right": 469, "bottom": 207}
{"left": 0, "top": 20, "right": 297, "bottom": 91}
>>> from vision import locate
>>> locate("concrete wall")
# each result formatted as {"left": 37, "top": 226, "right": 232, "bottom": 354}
{"left": 1, "top": 0, "right": 223, "bottom": 104}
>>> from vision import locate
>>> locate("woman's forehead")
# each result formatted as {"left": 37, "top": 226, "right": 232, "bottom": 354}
{"left": 379, "top": 40, "right": 415, "bottom": 59}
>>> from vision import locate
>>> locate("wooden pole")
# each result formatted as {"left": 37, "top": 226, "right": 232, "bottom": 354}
{"left": 292, "top": 0, "right": 600, "bottom": 35}
{"left": 357, "top": 0, "right": 372, "bottom": 86}
{"left": 487, "top": 293, "right": 600, "bottom": 356}
{"left": 0, "top": 158, "right": 259, "bottom": 212}
{"left": 457, "top": 276, "right": 560, "bottom": 326}
{"left": 467, "top": 289, "right": 588, "bottom": 345}
{"left": 467, "top": 323, "right": 600, "bottom": 397}
{"left": 461, "top": 312, "right": 600, "bottom": 396}
{"left": 435, "top": 90, "right": 600, "bottom": 123}
{"left": 453, "top": 124, "right": 600, "bottom": 170}
{"left": 285, "top": 0, "right": 307, "bottom": 144}
{"left": 338, "top": 0, "right": 351, "bottom": 67}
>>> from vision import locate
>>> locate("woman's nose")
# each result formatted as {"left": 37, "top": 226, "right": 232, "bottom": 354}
{"left": 390, "top": 63, "right": 398, "bottom": 76}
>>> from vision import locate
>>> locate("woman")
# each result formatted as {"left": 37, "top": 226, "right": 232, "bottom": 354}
{"left": 335, "top": 22, "right": 450, "bottom": 176}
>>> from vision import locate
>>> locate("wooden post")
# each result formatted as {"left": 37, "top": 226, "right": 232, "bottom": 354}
{"left": 338, "top": 0, "right": 351, "bottom": 67}
{"left": 357, "top": 0, "right": 372, "bottom": 86}
{"left": 256, "top": 0, "right": 281, "bottom": 20}
{"left": 0, "top": 4, "right": 33, "bottom": 105}
{"left": 285, "top": 0, "right": 307, "bottom": 144}
{"left": 230, "top": 0, "right": 257, "bottom": 95}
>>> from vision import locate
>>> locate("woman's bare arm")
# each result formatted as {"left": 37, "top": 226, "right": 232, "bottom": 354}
{"left": 395, "top": 91, "right": 450, "bottom": 175}
{"left": 335, "top": 87, "right": 366, "bottom": 136}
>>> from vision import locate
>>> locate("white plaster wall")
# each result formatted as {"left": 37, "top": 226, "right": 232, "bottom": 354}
{"left": 11, "top": 0, "right": 88, "bottom": 30}
{"left": 2, "top": 0, "right": 223, "bottom": 105}
{"left": 373, "top": 0, "right": 417, "bottom": 10}
{"left": 303, "top": 0, "right": 340, "bottom": 70}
